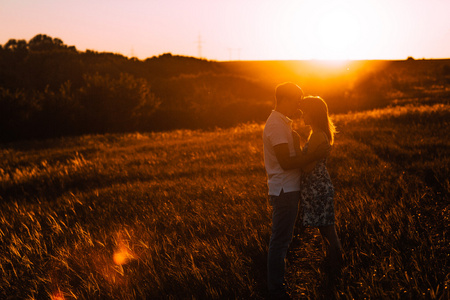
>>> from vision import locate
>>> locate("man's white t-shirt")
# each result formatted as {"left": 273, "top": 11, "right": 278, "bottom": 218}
{"left": 263, "top": 110, "right": 301, "bottom": 196}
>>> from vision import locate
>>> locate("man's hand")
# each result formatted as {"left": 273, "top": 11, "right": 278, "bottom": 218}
{"left": 273, "top": 141, "right": 331, "bottom": 171}
{"left": 292, "top": 130, "right": 301, "bottom": 155}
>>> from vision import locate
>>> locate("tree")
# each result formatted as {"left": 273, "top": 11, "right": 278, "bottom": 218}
{"left": 4, "top": 39, "right": 27, "bottom": 51}
{"left": 28, "top": 34, "right": 76, "bottom": 52}
{"left": 77, "top": 73, "right": 160, "bottom": 133}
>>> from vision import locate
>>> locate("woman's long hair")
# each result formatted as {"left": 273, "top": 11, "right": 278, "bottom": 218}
{"left": 299, "top": 96, "right": 336, "bottom": 145}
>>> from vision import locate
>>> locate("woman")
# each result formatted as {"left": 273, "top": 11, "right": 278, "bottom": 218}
{"left": 296, "top": 96, "right": 343, "bottom": 273}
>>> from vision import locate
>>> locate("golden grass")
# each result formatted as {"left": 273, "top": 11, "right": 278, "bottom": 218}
{"left": 0, "top": 104, "right": 448, "bottom": 299}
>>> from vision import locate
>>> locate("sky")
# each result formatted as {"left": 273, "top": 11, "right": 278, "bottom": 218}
{"left": 1, "top": 0, "right": 449, "bottom": 61}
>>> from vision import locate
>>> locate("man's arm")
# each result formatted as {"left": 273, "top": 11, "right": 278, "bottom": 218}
{"left": 273, "top": 142, "right": 330, "bottom": 171}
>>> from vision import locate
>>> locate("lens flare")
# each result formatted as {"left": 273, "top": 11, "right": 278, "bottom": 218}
{"left": 113, "top": 244, "right": 135, "bottom": 265}
{"left": 50, "top": 290, "right": 65, "bottom": 300}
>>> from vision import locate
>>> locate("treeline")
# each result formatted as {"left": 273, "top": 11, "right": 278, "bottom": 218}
{"left": 1, "top": 34, "right": 449, "bottom": 142}
{"left": 0, "top": 34, "right": 270, "bottom": 142}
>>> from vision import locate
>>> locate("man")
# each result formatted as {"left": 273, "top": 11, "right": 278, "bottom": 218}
{"left": 263, "top": 82, "right": 331, "bottom": 298}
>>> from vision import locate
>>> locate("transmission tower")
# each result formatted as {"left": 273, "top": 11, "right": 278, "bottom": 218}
{"left": 196, "top": 34, "right": 204, "bottom": 58}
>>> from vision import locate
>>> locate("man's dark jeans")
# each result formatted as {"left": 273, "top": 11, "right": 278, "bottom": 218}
{"left": 267, "top": 190, "right": 300, "bottom": 296}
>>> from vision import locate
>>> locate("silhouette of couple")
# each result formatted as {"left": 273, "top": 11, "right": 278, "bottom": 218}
{"left": 263, "top": 82, "right": 343, "bottom": 299}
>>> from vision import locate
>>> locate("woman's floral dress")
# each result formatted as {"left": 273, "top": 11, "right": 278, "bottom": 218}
{"left": 300, "top": 141, "right": 335, "bottom": 227}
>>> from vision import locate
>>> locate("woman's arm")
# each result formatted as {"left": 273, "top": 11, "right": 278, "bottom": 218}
{"left": 273, "top": 139, "right": 330, "bottom": 171}
{"left": 302, "top": 131, "right": 329, "bottom": 173}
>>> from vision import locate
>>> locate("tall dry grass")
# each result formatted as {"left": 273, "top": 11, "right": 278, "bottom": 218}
{"left": 0, "top": 102, "right": 449, "bottom": 299}
{"left": 301, "top": 103, "right": 449, "bottom": 299}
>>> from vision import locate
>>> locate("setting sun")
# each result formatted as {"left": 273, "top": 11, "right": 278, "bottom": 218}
{"left": 315, "top": 7, "right": 362, "bottom": 59}
{"left": 277, "top": 0, "right": 390, "bottom": 60}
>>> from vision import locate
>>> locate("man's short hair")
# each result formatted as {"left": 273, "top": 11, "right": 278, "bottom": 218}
{"left": 275, "top": 82, "right": 303, "bottom": 105}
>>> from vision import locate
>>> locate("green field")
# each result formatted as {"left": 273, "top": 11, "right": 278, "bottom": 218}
{"left": 1, "top": 100, "right": 449, "bottom": 299}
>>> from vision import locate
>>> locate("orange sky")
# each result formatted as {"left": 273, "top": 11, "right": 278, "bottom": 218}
{"left": 1, "top": 0, "right": 449, "bottom": 61}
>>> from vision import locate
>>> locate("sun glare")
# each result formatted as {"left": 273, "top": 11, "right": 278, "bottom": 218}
{"left": 278, "top": 0, "right": 384, "bottom": 61}
{"left": 315, "top": 7, "right": 361, "bottom": 60}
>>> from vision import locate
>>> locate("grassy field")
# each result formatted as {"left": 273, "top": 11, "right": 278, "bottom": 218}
{"left": 1, "top": 100, "right": 449, "bottom": 299}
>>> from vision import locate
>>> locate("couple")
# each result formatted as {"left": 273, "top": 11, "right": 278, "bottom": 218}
{"left": 263, "top": 82, "right": 343, "bottom": 298}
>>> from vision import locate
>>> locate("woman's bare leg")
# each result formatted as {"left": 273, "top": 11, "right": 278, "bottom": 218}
{"left": 319, "top": 225, "right": 343, "bottom": 271}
